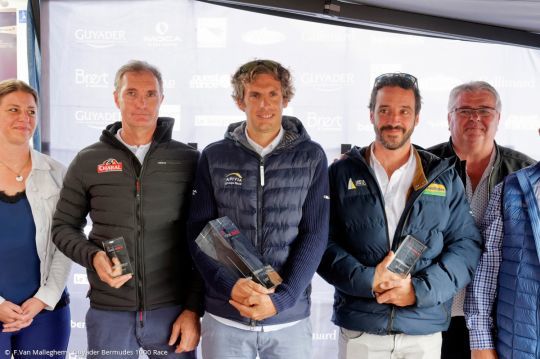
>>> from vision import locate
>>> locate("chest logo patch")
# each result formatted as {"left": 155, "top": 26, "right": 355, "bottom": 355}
{"left": 423, "top": 183, "right": 446, "bottom": 197}
{"left": 224, "top": 172, "right": 243, "bottom": 186}
{"left": 97, "top": 158, "right": 123, "bottom": 173}
{"left": 348, "top": 178, "right": 366, "bottom": 190}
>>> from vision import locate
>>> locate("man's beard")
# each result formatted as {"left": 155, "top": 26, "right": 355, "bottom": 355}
{"left": 375, "top": 125, "right": 414, "bottom": 150}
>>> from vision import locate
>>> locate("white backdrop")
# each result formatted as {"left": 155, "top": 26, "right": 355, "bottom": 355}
{"left": 41, "top": 0, "right": 540, "bottom": 356}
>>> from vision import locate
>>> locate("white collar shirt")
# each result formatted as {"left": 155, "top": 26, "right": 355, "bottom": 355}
{"left": 245, "top": 125, "right": 284, "bottom": 158}
{"left": 370, "top": 144, "right": 417, "bottom": 247}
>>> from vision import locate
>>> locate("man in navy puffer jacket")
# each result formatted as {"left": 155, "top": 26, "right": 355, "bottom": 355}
{"left": 318, "top": 73, "right": 482, "bottom": 359}
{"left": 187, "top": 60, "right": 330, "bottom": 359}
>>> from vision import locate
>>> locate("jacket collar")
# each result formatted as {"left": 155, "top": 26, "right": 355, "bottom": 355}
{"left": 446, "top": 136, "right": 501, "bottom": 165}
{"left": 101, "top": 117, "right": 174, "bottom": 147}
{"left": 352, "top": 143, "right": 452, "bottom": 192}
{"left": 363, "top": 143, "right": 428, "bottom": 192}
{"left": 225, "top": 116, "right": 310, "bottom": 154}
{"left": 30, "top": 149, "right": 52, "bottom": 171}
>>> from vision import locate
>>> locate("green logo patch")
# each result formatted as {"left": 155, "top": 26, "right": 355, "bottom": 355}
{"left": 423, "top": 183, "right": 446, "bottom": 197}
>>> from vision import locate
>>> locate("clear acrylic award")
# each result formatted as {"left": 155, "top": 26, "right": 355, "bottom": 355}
{"left": 387, "top": 235, "right": 427, "bottom": 277}
{"left": 102, "top": 237, "right": 133, "bottom": 277}
{"left": 195, "top": 216, "right": 282, "bottom": 289}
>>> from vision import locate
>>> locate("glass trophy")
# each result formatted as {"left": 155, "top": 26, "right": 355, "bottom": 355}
{"left": 195, "top": 216, "right": 283, "bottom": 289}
{"left": 102, "top": 237, "right": 133, "bottom": 277}
{"left": 387, "top": 235, "right": 427, "bottom": 277}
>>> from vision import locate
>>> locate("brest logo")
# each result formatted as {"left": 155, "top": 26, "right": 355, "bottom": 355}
{"left": 224, "top": 172, "right": 243, "bottom": 186}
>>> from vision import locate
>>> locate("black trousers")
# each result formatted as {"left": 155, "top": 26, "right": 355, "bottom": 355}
{"left": 441, "top": 316, "right": 470, "bottom": 359}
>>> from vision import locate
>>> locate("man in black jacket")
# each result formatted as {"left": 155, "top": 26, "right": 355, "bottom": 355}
{"left": 428, "top": 81, "right": 535, "bottom": 359}
{"left": 52, "top": 60, "right": 202, "bottom": 358}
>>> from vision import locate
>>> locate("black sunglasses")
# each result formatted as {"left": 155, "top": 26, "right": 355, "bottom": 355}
{"left": 374, "top": 72, "right": 418, "bottom": 88}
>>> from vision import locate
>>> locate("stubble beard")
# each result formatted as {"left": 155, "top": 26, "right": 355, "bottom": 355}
{"left": 375, "top": 125, "right": 414, "bottom": 150}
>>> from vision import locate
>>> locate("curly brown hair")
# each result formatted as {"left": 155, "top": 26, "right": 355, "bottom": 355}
{"left": 231, "top": 59, "right": 294, "bottom": 104}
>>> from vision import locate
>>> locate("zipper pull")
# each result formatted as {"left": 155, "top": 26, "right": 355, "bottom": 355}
{"left": 139, "top": 310, "right": 144, "bottom": 327}
{"left": 260, "top": 164, "right": 265, "bottom": 187}
{"left": 136, "top": 179, "right": 141, "bottom": 199}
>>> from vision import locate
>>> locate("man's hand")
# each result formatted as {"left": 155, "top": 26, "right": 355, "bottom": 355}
{"left": 229, "top": 278, "right": 277, "bottom": 321}
{"left": 92, "top": 251, "right": 132, "bottom": 288}
{"left": 372, "top": 251, "right": 403, "bottom": 293}
{"left": 168, "top": 309, "right": 200, "bottom": 353}
{"left": 2, "top": 297, "right": 47, "bottom": 333}
{"left": 375, "top": 277, "right": 416, "bottom": 306}
{"left": 231, "top": 278, "right": 274, "bottom": 303}
{"left": 471, "top": 349, "right": 498, "bottom": 359}
{"left": 229, "top": 293, "right": 277, "bottom": 321}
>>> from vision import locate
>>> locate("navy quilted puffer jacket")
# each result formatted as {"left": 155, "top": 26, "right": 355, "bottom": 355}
{"left": 188, "top": 116, "right": 330, "bottom": 325}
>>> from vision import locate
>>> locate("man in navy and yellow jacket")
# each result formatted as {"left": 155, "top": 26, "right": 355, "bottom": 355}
{"left": 318, "top": 73, "right": 482, "bottom": 359}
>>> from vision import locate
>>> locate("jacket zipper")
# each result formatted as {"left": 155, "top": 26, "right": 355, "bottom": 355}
{"left": 256, "top": 158, "right": 265, "bottom": 256}
{"left": 135, "top": 177, "right": 144, "bottom": 327}
{"left": 135, "top": 147, "right": 153, "bottom": 326}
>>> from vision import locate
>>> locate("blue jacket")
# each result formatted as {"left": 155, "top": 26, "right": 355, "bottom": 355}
{"left": 187, "top": 116, "right": 330, "bottom": 325}
{"left": 497, "top": 163, "right": 540, "bottom": 359}
{"left": 318, "top": 145, "right": 481, "bottom": 335}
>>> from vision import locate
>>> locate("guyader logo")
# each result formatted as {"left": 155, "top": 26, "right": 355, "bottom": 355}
{"left": 97, "top": 158, "right": 123, "bottom": 173}
{"left": 224, "top": 172, "right": 243, "bottom": 186}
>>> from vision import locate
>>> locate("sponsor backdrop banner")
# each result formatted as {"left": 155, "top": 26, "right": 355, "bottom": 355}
{"left": 41, "top": 0, "right": 540, "bottom": 356}
{"left": 0, "top": 9, "right": 17, "bottom": 81}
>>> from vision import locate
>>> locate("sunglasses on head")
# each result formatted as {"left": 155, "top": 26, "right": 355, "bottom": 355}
{"left": 374, "top": 72, "right": 418, "bottom": 88}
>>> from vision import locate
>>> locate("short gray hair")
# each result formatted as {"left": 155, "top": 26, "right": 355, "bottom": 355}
{"left": 447, "top": 81, "right": 501, "bottom": 112}
{"left": 114, "top": 60, "right": 163, "bottom": 94}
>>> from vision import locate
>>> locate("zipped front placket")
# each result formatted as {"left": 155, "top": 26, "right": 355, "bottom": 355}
{"left": 135, "top": 176, "right": 145, "bottom": 327}
{"left": 256, "top": 157, "right": 265, "bottom": 255}
{"left": 134, "top": 150, "right": 153, "bottom": 325}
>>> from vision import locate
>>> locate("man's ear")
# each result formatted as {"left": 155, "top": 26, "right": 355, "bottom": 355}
{"left": 113, "top": 91, "right": 120, "bottom": 109}
{"left": 236, "top": 98, "right": 246, "bottom": 112}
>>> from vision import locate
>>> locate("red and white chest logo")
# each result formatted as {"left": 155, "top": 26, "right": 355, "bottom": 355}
{"left": 97, "top": 158, "right": 123, "bottom": 173}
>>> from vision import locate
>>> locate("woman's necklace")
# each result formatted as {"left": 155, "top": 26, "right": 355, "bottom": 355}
{"left": 0, "top": 154, "right": 31, "bottom": 182}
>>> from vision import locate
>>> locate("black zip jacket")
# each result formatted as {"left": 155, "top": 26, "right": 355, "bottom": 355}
{"left": 52, "top": 118, "right": 203, "bottom": 313}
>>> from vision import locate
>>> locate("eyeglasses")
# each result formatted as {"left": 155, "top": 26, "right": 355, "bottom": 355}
{"left": 452, "top": 107, "right": 498, "bottom": 119}
{"left": 374, "top": 73, "right": 418, "bottom": 88}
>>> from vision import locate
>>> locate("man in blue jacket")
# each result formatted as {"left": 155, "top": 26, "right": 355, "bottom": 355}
{"left": 187, "top": 60, "right": 330, "bottom": 359}
{"left": 318, "top": 73, "right": 482, "bottom": 358}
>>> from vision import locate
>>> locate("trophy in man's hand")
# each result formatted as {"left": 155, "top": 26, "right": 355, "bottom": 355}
{"left": 195, "top": 216, "right": 282, "bottom": 289}
{"left": 387, "top": 235, "right": 427, "bottom": 277}
{"left": 102, "top": 237, "right": 133, "bottom": 277}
